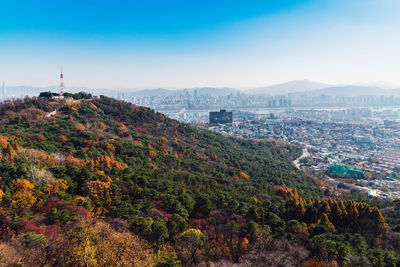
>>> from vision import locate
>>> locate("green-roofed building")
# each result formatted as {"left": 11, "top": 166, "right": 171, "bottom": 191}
{"left": 329, "top": 163, "right": 364, "bottom": 178}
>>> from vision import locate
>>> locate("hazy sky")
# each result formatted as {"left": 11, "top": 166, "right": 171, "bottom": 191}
{"left": 1, "top": 0, "right": 400, "bottom": 89}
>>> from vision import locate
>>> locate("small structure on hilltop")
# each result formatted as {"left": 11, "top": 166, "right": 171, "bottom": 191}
{"left": 39, "top": 91, "right": 92, "bottom": 100}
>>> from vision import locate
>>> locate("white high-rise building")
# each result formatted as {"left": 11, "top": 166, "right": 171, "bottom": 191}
{"left": 1, "top": 81, "right": 5, "bottom": 101}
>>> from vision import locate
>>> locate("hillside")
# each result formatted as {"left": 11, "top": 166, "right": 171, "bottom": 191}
{"left": 0, "top": 94, "right": 395, "bottom": 266}
{"left": 306, "top": 85, "right": 398, "bottom": 97}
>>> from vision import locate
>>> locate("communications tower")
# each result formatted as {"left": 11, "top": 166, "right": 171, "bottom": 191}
{"left": 60, "top": 65, "right": 65, "bottom": 95}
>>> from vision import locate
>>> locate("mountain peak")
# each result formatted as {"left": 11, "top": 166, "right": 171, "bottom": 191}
{"left": 247, "top": 80, "right": 328, "bottom": 95}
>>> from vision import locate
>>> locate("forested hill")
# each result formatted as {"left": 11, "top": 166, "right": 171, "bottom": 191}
{"left": 0, "top": 94, "right": 394, "bottom": 266}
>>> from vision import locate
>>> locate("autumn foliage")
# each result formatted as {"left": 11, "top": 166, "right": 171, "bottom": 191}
{"left": 47, "top": 179, "right": 69, "bottom": 194}
{"left": 11, "top": 179, "right": 37, "bottom": 209}
{"left": 0, "top": 95, "right": 396, "bottom": 266}
{"left": 74, "top": 123, "right": 85, "bottom": 131}
{"left": 26, "top": 134, "right": 45, "bottom": 142}
{"left": 0, "top": 135, "right": 8, "bottom": 148}
{"left": 240, "top": 171, "right": 250, "bottom": 179}
{"left": 67, "top": 155, "right": 128, "bottom": 170}
{"left": 87, "top": 177, "right": 112, "bottom": 199}
{"left": 149, "top": 150, "right": 157, "bottom": 159}
{"left": 89, "top": 102, "right": 97, "bottom": 109}
{"left": 84, "top": 139, "right": 98, "bottom": 148}
{"left": 148, "top": 162, "right": 158, "bottom": 170}
{"left": 106, "top": 143, "right": 116, "bottom": 152}
{"left": 305, "top": 259, "right": 327, "bottom": 267}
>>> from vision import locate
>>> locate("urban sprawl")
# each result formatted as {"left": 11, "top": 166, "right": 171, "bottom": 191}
{"left": 127, "top": 92, "right": 400, "bottom": 200}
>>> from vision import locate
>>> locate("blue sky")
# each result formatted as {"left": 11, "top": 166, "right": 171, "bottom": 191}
{"left": 1, "top": 0, "right": 400, "bottom": 88}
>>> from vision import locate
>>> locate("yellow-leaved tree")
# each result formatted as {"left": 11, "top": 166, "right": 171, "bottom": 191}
{"left": 63, "top": 219, "right": 155, "bottom": 267}
{"left": 11, "top": 179, "right": 36, "bottom": 210}
{"left": 47, "top": 179, "right": 69, "bottom": 194}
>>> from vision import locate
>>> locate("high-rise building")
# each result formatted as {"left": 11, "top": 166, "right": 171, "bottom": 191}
{"left": 1, "top": 81, "right": 5, "bottom": 101}
{"left": 209, "top": 109, "right": 233, "bottom": 124}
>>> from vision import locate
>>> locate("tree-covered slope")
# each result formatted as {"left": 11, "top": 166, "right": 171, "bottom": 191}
{"left": 0, "top": 94, "right": 394, "bottom": 266}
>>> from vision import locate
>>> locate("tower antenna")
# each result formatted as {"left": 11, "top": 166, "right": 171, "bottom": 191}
{"left": 60, "top": 65, "right": 65, "bottom": 95}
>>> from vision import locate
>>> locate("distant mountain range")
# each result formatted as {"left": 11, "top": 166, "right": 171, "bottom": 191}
{"left": 307, "top": 86, "right": 390, "bottom": 96}
{"left": 245, "top": 80, "right": 400, "bottom": 96}
{"left": 292, "top": 85, "right": 400, "bottom": 97}
{"left": 4, "top": 80, "right": 400, "bottom": 98}
{"left": 246, "top": 80, "right": 328, "bottom": 95}
{"left": 128, "top": 81, "right": 400, "bottom": 97}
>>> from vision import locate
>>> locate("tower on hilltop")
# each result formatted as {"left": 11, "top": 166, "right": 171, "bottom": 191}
{"left": 60, "top": 65, "right": 65, "bottom": 95}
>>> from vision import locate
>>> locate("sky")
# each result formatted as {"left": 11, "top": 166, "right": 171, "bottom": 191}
{"left": 1, "top": 0, "right": 400, "bottom": 89}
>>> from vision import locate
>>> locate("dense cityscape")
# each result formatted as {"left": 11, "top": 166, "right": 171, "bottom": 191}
{"left": 155, "top": 102, "right": 400, "bottom": 200}
{"left": 126, "top": 89, "right": 400, "bottom": 111}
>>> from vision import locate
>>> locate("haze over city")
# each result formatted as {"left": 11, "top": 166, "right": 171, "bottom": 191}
{"left": 1, "top": 0, "right": 400, "bottom": 89}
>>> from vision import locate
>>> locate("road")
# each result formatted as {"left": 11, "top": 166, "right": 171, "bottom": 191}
{"left": 293, "top": 148, "right": 310, "bottom": 170}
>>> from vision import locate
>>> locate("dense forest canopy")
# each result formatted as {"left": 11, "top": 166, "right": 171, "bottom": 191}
{"left": 0, "top": 94, "right": 397, "bottom": 266}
